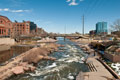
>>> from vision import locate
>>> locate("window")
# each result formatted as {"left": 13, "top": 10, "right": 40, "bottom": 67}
{"left": 1, "top": 21, "right": 3, "bottom": 23}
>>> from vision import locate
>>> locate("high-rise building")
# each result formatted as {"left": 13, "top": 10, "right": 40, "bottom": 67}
{"left": 96, "top": 22, "right": 108, "bottom": 35}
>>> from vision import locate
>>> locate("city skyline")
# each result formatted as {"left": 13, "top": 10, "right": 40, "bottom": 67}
{"left": 0, "top": 0, "right": 120, "bottom": 33}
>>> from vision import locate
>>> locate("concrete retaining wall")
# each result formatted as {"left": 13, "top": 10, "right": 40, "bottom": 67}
{"left": 104, "top": 53, "right": 120, "bottom": 62}
{"left": 0, "top": 38, "right": 15, "bottom": 45}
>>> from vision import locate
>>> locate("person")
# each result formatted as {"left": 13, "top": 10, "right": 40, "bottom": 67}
{"left": 94, "top": 51, "right": 95, "bottom": 56}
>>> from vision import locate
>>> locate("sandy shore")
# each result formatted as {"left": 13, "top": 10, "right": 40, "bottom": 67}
{"left": 0, "top": 43, "right": 61, "bottom": 80}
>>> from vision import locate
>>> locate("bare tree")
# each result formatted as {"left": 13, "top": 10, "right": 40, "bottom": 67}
{"left": 110, "top": 19, "right": 120, "bottom": 32}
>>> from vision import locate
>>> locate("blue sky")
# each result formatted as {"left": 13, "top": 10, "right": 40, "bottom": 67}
{"left": 0, "top": 0, "right": 120, "bottom": 33}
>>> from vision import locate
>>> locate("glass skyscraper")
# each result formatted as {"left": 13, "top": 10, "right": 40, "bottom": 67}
{"left": 96, "top": 22, "right": 107, "bottom": 34}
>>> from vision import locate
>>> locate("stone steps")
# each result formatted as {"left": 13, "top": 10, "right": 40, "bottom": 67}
{"left": 87, "top": 62, "right": 97, "bottom": 72}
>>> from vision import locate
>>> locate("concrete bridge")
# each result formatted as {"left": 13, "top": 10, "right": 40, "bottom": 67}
{"left": 48, "top": 34, "right": 89, "bottom": 40}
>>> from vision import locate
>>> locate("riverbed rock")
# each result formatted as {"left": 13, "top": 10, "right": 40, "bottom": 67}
{"left": 60, "top": 45, "right": 65, "bottom": 47}
{"left": 116, "top": 48, "right": 120, "bottom": 52}
{"left": 43, "top": 56, "right": 56, "bottom": 61}
{"left": 12, "top": 66, "right": 24, "bottom": 75}
{"left": 32, "top": 55, "right": 44, "bottom": 63}
{"left": 19, "top": 62, "right": 28, "bottom": 67}
{"left": 30, "top": 66, "right": 36, "bottom": 72}
{"left": 23, "top": 66, "right": 30, "bottom": 71}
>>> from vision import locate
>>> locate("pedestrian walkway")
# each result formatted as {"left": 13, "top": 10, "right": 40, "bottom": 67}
{"left": 76, "top": 57, "right": 114, "bottom": 80}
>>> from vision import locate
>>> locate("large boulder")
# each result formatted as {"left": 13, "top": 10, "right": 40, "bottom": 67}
{"left": 12, "top": 66, "right": 24, "bottom": 75}
{"left": 19, "top": 62, "right": 28, "bottom": 67}
{"left": 32, "top": 55, "right": 44, "bottom": 63}
{"left": 116, "top": 48, "right": 120, "bottom": 52}
{"left": 23, "top": 66, "right": 30, "bottom": 71}
{"left": 30, "top": 66, "right": 36, "bottom": 72}
{"left": 43, "top": 56, "right": 56, "bottom": 61}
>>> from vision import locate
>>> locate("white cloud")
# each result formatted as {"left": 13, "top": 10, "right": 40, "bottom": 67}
{"left": 69, "top": 0, "right": 78, "bottom": 6}
{"left": 66, "top": 0, "right": 71, "bottom": 2}
{"left": 11, "top": 10, "right": 23, "bottom": 12}
{"left": 0, "top": 8, "right": 30, "bottom": 13}
{"left": 3, "top": 8, "right": 9, "bottom": 11}
{"left": 80, "top": 0, "right": 84, "bottom": 1}
{"left": 0, "top": 9, "right": 2, "bottom": 11}
{"left": 66, "top": 0, "right": 84, "bottom": 6}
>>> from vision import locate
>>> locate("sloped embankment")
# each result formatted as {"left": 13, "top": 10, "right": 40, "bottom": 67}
{"left": 0, "top": 43, "right": 61, "bottom": 80}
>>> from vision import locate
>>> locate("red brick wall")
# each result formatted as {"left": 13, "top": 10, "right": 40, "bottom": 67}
{"left": 13, "top": 22, "right": 30, "bottom": 36}
{"left": 0, "top": 15, "right": 30, "bottom": 37}
{"left": 0, "top": 16, "right": 12, "bottom": 36}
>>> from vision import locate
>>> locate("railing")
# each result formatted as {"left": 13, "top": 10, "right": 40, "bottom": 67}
{"left": 0, "top": 35, "right": 10, "bottom": 38}
{"left": 97, "top": 58, "right": 120, "bottom": 79}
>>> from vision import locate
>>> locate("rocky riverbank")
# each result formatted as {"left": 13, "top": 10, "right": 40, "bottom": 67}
{"left": 0, "top": 43, "right": 61, "bottom": 80}
{"left": 73, "top": 39, "right": 120, "bottom": 80}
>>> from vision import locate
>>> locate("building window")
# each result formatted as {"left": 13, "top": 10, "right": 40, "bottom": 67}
{"left": 20, "top": 24, "right": 22, "bottom": 26}
{"left": 0, "top": 21, "right": 3, "bottom": 23}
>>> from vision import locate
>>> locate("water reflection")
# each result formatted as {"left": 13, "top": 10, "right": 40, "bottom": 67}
{"left": 0, "top": 45, "right": 34, "bottom": 64}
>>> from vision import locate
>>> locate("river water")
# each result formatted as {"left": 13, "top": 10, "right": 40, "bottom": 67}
{"left": 9, "top": 37, "right": 89, "bottom": 80}
{"left": 0, "top": 45, "right": 34, "bottom": 65}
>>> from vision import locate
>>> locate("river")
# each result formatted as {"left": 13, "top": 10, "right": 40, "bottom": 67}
{"left": 0, "top": 45, "right": 34, "bottom": 65}
{"left": 9, "top": 37, "right": 89, "bottom": 80}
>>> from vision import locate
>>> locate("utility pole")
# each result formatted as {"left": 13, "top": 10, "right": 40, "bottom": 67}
{"left": 65, "top": 25, "right": 66, "bottom": 35}
{"left": 82, "top": 15, "right": 84, "bottom": 35}
{"left": 64, "top": 25, "right": 66, "bottom": 41}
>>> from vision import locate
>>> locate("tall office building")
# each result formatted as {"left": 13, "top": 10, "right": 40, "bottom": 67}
{"left": 96, "top": 22, "right": 107, "bottom": 35}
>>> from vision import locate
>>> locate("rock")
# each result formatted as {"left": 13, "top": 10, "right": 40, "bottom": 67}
{"left": 30, "top": 66, "right": 36, "bottom": 72}
{"left": 43, "top": 56, "right": 49, "bottom": 60}
{"left": 28, "top": 65, "right": 36, "bottom": 72}
{"left": 43, "top": 56, "right": 56, "bottom": 61}
{"left": 116, "top": 48, "right": 120, "bottom": 52}
{"left": 22, "top": 43, "right": 58, "bottom": 63}
{"left": 60, "top": 45, "right": 64, "bottom": 47}
{"left": 50, "top": 57, "right": 56, "bottom": 61}
{"left": 12, "top": 66, "right": 24, "bottom": 75}
{"left": 23, "top": 66, "right": 30, "bottom": 71}
{"left": 32, "top": 55, "right": 43, "bottom": 63}
{"left": 19, "top": 62, "right": 28, "bottom": 67}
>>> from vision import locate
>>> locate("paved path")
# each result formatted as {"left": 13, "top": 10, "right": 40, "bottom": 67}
{"left": 76, "top": 57, "right": 114, "bottom": 80}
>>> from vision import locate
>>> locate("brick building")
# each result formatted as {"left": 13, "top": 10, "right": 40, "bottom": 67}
{"left": 12, "top": 21, "right": 30, "bottom": 37}
{"left": 0, "top": 15, "right": 37, "bottom": 38}
{"left": 111, "top": 31, "right": 120, "bottom": 37}
{"left": 89, "top": 30, "right": 96, "bottom": 36}
{"left": 0, "top": 15, "right": 13, "bottom": 37}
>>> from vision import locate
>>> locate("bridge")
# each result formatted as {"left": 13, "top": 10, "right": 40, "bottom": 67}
{"left": 48, "top": 34, "right": 89, "bottom": 39}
